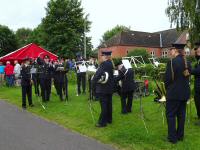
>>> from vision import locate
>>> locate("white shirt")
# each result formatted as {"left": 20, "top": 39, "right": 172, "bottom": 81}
{"left": 14, "top": 63, "right": 21, "bottom": 75}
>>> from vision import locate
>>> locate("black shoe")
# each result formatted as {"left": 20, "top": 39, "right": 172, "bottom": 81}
{"left": 167, "top": 138, "right": 177, "bottom": 144}
{"left": 121, "top": 111, "right": 128, "bottom": 114}
{"left": 22, "top": 106, "right": 26, "bottom": 110}
{"left": 95, "top": 123, "right": 106, "bottom": 128}
{"left": 107, "top": 121, "right": 112, "bottom": 124}
{"left": 178, "top": 137, "right": 184, "bottom": 141}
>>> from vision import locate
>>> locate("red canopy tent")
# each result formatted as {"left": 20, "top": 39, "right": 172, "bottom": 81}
{"left": 0, "top": 43, "right": 58, "bottom": 63}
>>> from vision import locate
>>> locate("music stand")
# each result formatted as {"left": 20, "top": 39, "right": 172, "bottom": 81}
{"left": 135, "top": 81, "right": 149, "bottom": 134}
{"left": 158, "top": 97, "right": 166, "bottom": 125}
{"left": 186, "top": 99, "right": 192, "bottom": 124}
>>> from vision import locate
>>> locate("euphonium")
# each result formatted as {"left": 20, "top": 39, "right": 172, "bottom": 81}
{"left": 154, "top": 80, "right": 166, "bottom": 102}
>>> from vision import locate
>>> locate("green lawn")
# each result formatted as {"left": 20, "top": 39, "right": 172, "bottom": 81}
{"left": 0, "top": 84, "right": 200, "bottom": 150}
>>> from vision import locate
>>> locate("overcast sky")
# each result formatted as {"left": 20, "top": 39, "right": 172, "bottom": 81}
{"left": 0, "top": 0, "right": 171, "bottom": 48}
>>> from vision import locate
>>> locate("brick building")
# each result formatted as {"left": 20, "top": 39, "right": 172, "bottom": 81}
{"left": 98, "top": 29, "right": 188, "bottom": 59}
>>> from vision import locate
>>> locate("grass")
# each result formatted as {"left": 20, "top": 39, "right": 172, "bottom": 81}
{"left": 0, "top": 84, "right": 200, "bottom": 150}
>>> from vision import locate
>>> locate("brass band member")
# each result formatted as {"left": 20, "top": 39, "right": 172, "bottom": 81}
{"left": 191, "top": 42, "right": 200, "bottom": 121}
{"left": 115, "top": 61, "right": 135, "bottom": 114}
{"left": 21, "top": 57, "right": 34, "bottom": 109}
{"left": 92, "top": 51, "right": 114, "bottom": 127}
{"left": 76, "top": 56, "right": 86, "bottom": 95}
{"left": 164, "top": 44, "right": 191, "bottom": 144}
{"left": 37, "top": 55, "right": 53, "bottom": 102}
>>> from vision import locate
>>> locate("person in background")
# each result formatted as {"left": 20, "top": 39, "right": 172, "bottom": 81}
{"left": 4, "top": 61, "right": 14, "bottom": 87}
{"left": 0, "top": 62, "right": 5, "bottom": 85}
{"left": 37, "top": 55, "right": 53, "bottom": 102}
{"left": 164, "top": 44, "right": 191, "bottom": 144}
{"left": 75, "top": 55, "right": 86, "bottom": 96}
{"left": 14, "top": 60, "right": 21, "bottom": 86}
{"left": 191, "top": 42, "right": 200, "bottom": 122}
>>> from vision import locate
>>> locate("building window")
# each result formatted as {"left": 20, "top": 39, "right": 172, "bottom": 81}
{"left": 162, "top": 50, "right": 168, "bottom": 58}
{"left": 150, "top": 51, "right": 155, "bottom": 57}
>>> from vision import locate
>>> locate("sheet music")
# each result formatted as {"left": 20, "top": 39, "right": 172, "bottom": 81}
{"left": 87, "top": 65, "right": 97, "bottom": 72}
{"left": 122, "top": 59, "right": 132, "bottom": 69}
{"left": 79, "top": 65, "right": 87, "bottom": 72}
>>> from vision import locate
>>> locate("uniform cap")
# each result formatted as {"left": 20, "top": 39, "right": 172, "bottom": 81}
{"left": 101, "top": 51, "right": 112, "bottom": 56}
{"left": 171, "top": 43, "right": 186, "bottom": 50}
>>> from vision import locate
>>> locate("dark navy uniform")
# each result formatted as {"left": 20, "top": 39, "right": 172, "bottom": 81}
{"left": 31, "top": 61, "right": 40, "bottom": 96}
{"left": 116, "top": 66, "right": 135, "bottom": 114}
{"left": 76, "top": 61, "right": 86, "bottom": 95}
{"left": 165, "top": 52, "right": 191, "bottom": 143}
{"left": 21, "top": 59, "right": 33, "bottom": 109}
{"left": 92, "top": 52, "right": 114, "bottom": 127}
{"left": 37, "top": 56, "right": 53, "bottom": 102}
{"left": 191, "top": 46, "right": 200, "bottom": 119}
{"left": 54, "top": 61, "right": 69, "bottom": 101}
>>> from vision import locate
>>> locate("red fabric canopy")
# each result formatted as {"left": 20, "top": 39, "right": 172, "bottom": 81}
{"left": 0, "top": 43, "right": 58, "bottom": 63}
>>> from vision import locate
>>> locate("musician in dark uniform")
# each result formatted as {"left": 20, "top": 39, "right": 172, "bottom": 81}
{"left": 64, "top": 58, "right": 70, "bottom": 100}
{"left": 92, "top": 51, "right": 114, "bottom": 127}
{"left": 31, "top": 59, "right": 40, "bottom": 96}
{"left": 21, "top": 57, "right": 33, "bottom": 109}
{"left": 54, "top": 58, "right": 69, "bottom": 101}
{"left": 164, "top": 44, "right": 191, "bottom": 143}
{"left": 76, "top": 56, "right": 86, "bottom": 95}
{"left": 115, "top": 61, "right": 135, "bottom": 114}
{"left": 37, "top": 55, "right": 53, "bottom": 102}
{"left": 191, "top": 42, "right": 200, "bottom": 120}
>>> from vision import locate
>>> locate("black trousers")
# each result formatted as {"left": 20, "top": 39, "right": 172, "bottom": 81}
{"left": 77, "top": 73, "right": 86, "bottom": 94}
{"left": 194, "top": 90, "right": 200, "bottom": 118}
{"left": 32, "top": 74, "right": 40, "bottom": 96}
{"left": 40, "top": 78, "right": 51, "bottom": 102}
{"left": 121, "top": 91, "right": 133, "bottom": 113}
{"left": 57, "top": 82, "right": 64, "bottom": 100}
{"left": 98, "top": 93, "right": 112, "bottom": 126}
{"left": 64, "top": 76, "right": 68, "bottom": 99}
{"left": 22, "top": 84, "right": 32, "bottom": 108}
{"left": 166, "top": 100, "right": 186, "bottom": 142}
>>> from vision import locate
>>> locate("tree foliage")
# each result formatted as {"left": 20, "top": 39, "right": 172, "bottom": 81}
{"left": 101, "top": 25, "right": 130, "bottom": 44}
{"left": 0, "top": 25, "right": 17, "bottom": 57}
{"left": 166, "top": 0, "right": 200, "bottom": 44}
{"left": 41, "top": 0, "right": 92, "bottom": 58}
{"left": 15, "top": 28, "right": 32, "bottom": 48}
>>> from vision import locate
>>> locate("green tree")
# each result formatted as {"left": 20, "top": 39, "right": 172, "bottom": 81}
{"left": 127, "top": 48, "right": 150, "bottom": 63}
{"left": 100, "top": 25, "right": 130, "bottom": 44}
{"left": 41, "top": 0, "right": 92, "bottom": 58}
{"left": 27, "top": 24, "right": 48, "bottom": 48}
{"left": 15, "top": 28, "right": 32, "bottom": 48}
{"left": 166, "top": 0, "right": 200, "bottom": 44}
{"left": 0, "top": 25, "right": 17, "bottom": 57}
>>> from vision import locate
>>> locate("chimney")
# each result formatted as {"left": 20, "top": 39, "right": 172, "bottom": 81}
{"left": 160, "top": 33, "right": 163, "bottom": 48}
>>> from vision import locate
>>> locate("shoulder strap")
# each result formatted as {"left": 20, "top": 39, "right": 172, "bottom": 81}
{"left": 171, "top": 59, "right": 174, "bottom": 81}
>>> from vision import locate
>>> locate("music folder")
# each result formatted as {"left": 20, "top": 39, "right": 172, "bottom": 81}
{"left": 122, "top": 59, "right": 132, "bottom": 69}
